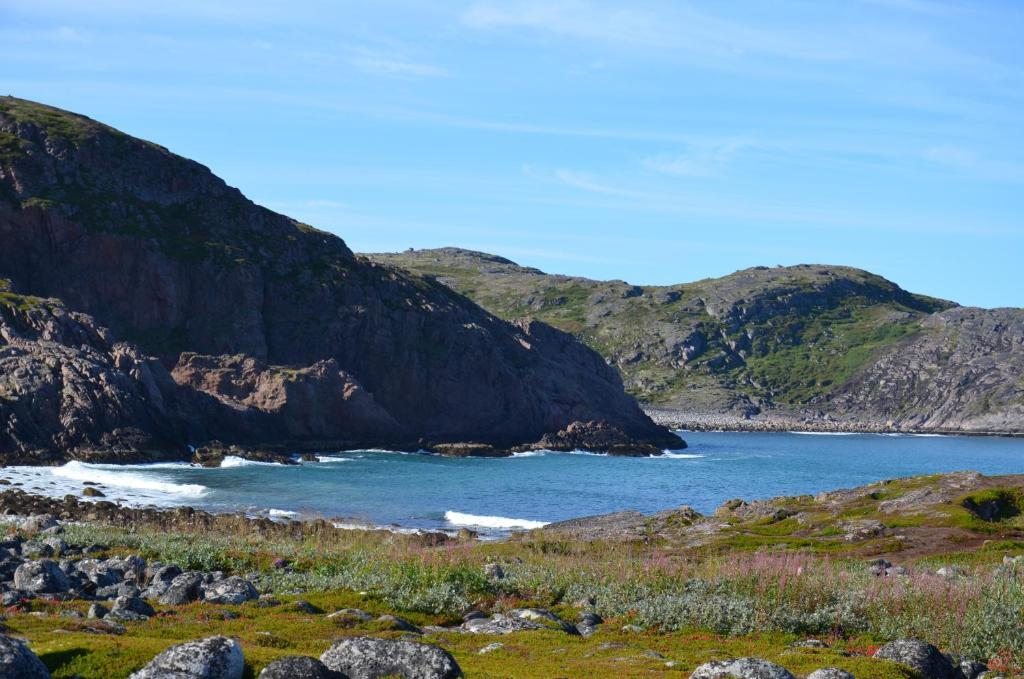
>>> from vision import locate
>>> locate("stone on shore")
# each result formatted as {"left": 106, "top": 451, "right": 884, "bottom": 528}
{"left": 258, "top": 655, "right": 340, "bottom": 678}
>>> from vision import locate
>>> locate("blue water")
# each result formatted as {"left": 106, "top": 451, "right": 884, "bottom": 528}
{"left": 5, "top": 432, "right": 1024, "bottom": 535}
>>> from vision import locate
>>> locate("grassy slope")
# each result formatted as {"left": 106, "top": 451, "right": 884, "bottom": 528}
{"left": 4, "top": 471, "right": 1023, "bottom": 678}
{"left": 368, "top": 249, "right": 953, "bottom": 410}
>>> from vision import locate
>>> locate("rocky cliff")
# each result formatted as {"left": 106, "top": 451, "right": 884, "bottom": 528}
{"left": 371, "top": 248, "right": 1024, "bottom": 434}
{"left": 0, "top": 97, "right": 680, "bottom": 462}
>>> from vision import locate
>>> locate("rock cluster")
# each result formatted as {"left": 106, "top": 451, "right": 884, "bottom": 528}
{"left": 0, "top": 515, "right": 260, "bottom": 618}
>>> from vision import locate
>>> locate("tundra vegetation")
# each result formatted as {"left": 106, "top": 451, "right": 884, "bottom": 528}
{"left": 0, "top": 470, "right": 1021, "bottom": 677}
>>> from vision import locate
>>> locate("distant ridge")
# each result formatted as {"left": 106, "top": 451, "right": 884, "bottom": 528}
{"left": 370, "top": 247, "right": 1024, "bottom": 434}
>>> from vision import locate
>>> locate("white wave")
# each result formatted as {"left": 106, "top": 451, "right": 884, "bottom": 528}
{"left": 51, "top": 461, "right": 207, "bottom": 497}
{"left": 331, "top": 521, "right": 425, "bottom": 535}
{"left": 658, "top": 452, "right": 706, "bottom": 459}
{"left": 444, "top": 511, "right": 548, "bottom": 530}
{"left": 219, "top": 456, "right": 285, "bottom": 468}
{"left": 268, "top": 508, "right": 298, "bottom": 518}
{"left": 315, "top": 456, "right": 353, "bottom": 463}
{"left": 510, "top": 450, "right": 547, "bottom": 458}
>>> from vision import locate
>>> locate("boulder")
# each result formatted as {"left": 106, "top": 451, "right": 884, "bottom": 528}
{"left": 19, "top": 515, "right": 59, "bottom": 534}
{"left": 108, "top": 595, "right": 156, "bottom": 621}
{"left": 320, "top": 636, "right": 462, "bottom": 679}
{"left": 690, "top": 658, "right": 795, "bottom": 679}
{"left": 158, "top": 572, "right": 206, "bottom": 605}
{"left": 874, "top": 640, "right": 955, "bottom": 679}
{"left": 461, "top": 614, "right": 545, "bottom": 634}
{"left": 13, "top": 559, "right": 70, "bottom": 593}
{"left": 807, "top": 670, "right": 855, "bottom": 679}
{"left": 20, "top": 542, "right": 54, "bottom": 559}
{"left": 483, "top": 563, "right": 504, "bottom": 580}
{"left": 327, "top": 608, "right": 374, "bottom": 626}
{"left": 0, "top": 634, "right": 51, "bottom": 678}
{"left": 258, "top": 656, "right": 340, "bottom": 679}
{"left": 88, "top": 602, "right": 109, "bottom": 619}
{"left": 203, "top": 576, "right": 258, "bottom": 605}
{"left": 375, "top": 614, "right": 422, "bottom": 633}
{"left": 129, "top": 636, "right": 244, "bottom": 679}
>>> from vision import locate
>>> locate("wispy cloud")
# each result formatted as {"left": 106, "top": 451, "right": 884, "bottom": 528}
{"left": 349, "top": 48, "right": 448, "bottom": 78}
{"left": 922, "top": 146, "right": 1024, "bottom": 184}
{"left": 643, "top": 139, "right": 751, "bottom": 178}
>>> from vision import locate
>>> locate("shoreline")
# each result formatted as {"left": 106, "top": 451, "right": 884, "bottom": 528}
{"left": 644, "top": 407, "right": 1024, "bottom": 438}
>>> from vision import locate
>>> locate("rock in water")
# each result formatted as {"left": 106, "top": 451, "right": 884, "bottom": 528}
{"left": 129, "top": 636, "right": 244, "bottom": 679}
{"left": 0, "top": 634, "right": 51, "bottom": 678}
{"left": 258, "top": 656, "right": 339, "bottom": 679}
{"left": 874, "top": 640, "right": 955, "bottom": 679}
{"left": 13, "top": 559, "right": 70, "bottom": 593}
{"left": 690, "top": 658, "right": 796, "bottom": 679}
{"left": 320, "top": 637, "right": 462, "bottom": 679}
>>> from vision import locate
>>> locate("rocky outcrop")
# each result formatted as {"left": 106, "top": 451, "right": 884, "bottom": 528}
{"left": 0, "top": 97, "right": 677, "bottom": 462}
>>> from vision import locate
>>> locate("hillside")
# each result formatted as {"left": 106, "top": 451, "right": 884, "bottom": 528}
{"left": 0, "top": 97, "right": 680, "bottom": 462}
{"left": 370, "top": 248, "right": 1024, "bottom": 434}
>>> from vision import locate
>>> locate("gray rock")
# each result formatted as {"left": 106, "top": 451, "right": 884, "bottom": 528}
{"left": 108, "top": 595, "right": 156, "bottom": 621}
{"left": 936, "top": 567, "right": 963, "bottom": 579}
{"left": 789, "top": 640, "right": 828, "bottom": 649}
{"left": 13, "top": 559, "right": 70, "bottom": 593}
{"left": 20, "top": 542, "right": 54, "bottom": 559}
{"left": 158, "top": 572, "right": 206, "bottom": 605}
{"left": 19, "top": 515, "right": 59, "bottom": 534}
{"left": 483, "top": 563, "right": 505, "bottom": 580}
{"left": 874, "top": 640, "right": 955, "bottom": 679}
{"left": 807, "top": 670, "right": 855, "bottom": 679}
{"left": 129, "top": 636, "right": 244, "bottom": 679}
{"left": 326, "top": 608, "right": 374, "bottom": 625}
{"left": 956, "top": 659, "right": 988, "bottom": 679}
{"left": 1, "top": 590, "right": 25, "bottom": 606}
{"left": 478, "top": 643, "right": 503, "bottom": 655}
{"left": 376, "top": 614, "right": 422, "bottom": 633}
{"left": 690, "top": 658, "right": 795, "bottom": 679}
{"left": 77, "top": 559, "right": 125, "bottom": 587}
{"left": 88, "top": 602, "right": 109, "bottom": 619}
{"left": 320, "top": 636, "right": 462, "bottom": 679}
{"left": 461, "top": 614, "right": 545, "bottom": 634}
{"left": 0, "top": 633, "right": 51, "bottom": 678}
{"left": 203, "top": 576, "right": 258, "bottom": 605}
{"left": 508, "top": 608, "right": 578, "bottom": 634}
{"left": 258, "top": 656, "right": 340, "bottom": 678}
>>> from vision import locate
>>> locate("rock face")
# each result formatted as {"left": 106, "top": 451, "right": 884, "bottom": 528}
{"left": 129, "top": 636, "right": 244, "bottom": 679}
{"left": 0, "top": 97, "right": 677, "bottom": 462}
{"left": 373, "top": 248, "right": 1024, "bottom": 434}
{"left": 0, "top": 634, "right": 51, "bottom": 679}
{"left": 873, "top": 639, "right": 955, "bottom": 679}
{"left": 320, "top": 636, "right": 462, "bottom": 679}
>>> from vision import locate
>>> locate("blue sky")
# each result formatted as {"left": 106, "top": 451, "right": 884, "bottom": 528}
{"left": 2, "top": 1, "right": 1022, "bottom": 307}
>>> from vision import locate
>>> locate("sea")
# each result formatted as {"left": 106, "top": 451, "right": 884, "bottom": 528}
{"left": 3, "top": 432, "right": 1023, "bottom": 538}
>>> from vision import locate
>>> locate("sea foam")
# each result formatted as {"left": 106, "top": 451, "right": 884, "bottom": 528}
{"left": 444, "top": 510, "right": 549, "bottom": 530}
